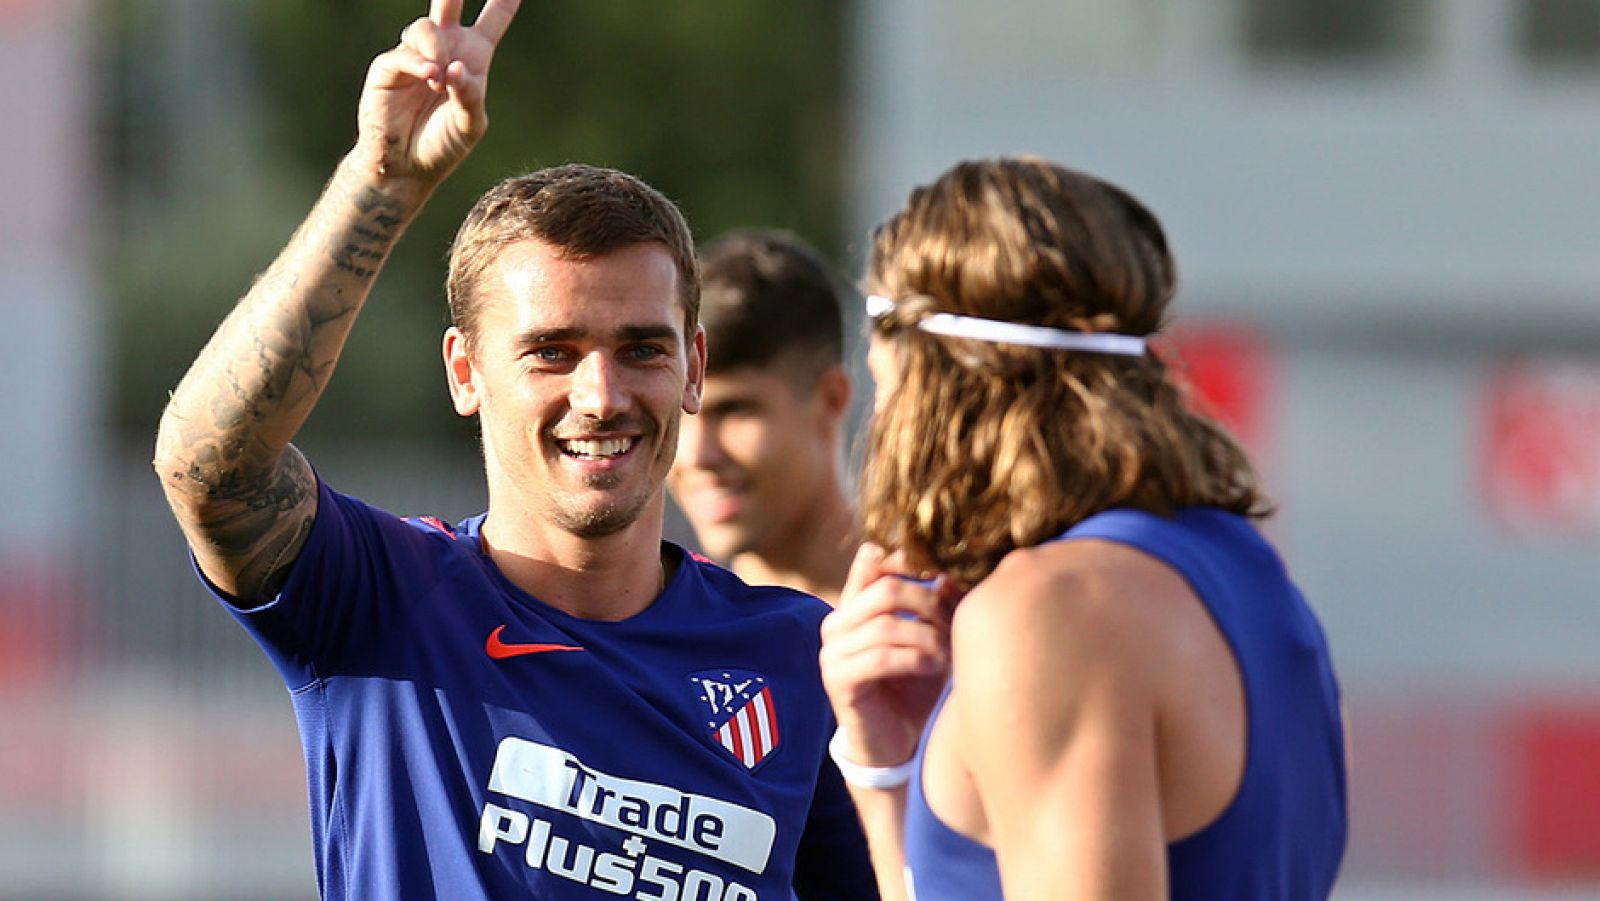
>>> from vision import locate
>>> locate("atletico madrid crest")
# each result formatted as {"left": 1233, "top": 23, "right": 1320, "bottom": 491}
{"left": 689, "top": 668, "right": 781, "bottom": 769}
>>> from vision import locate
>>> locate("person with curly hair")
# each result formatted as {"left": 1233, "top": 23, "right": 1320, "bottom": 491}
{"left": 820, "top": 157, "right": 1347, "bottom": 900}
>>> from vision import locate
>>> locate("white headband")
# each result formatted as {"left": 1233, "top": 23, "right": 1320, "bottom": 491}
{"left": 865, "top": 295, "right": 1147, "bottom": 357}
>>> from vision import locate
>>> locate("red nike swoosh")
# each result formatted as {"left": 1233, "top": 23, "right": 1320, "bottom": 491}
{"left": 486, "top": 625, "right": 585, "bottom": 659}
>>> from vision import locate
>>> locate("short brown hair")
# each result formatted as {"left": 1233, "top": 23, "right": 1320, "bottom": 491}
{"left": 447, "top": 164, "right": 700, "bottom": 342}
{"left": 862, "top": 157, "right": 1269, "bottom": 586}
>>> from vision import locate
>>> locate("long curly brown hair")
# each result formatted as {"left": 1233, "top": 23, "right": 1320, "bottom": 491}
{"left": 861, "top": 157, "right": 1269, "bottom": 587}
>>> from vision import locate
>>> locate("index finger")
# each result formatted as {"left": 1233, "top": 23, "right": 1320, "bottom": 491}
{"left": 841, "top": 544, "right": 938, "bottom": 606}
{"left": 430, "top": 0, "right": 463, "bottom": 28}
{"left": 471, "top": 0, "right": 522, "bottom": 45}
{"left": 841, "top": 543, "right": 893, "bottom": 601}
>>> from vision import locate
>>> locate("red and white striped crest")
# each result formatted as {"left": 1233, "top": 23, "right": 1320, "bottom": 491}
{"left": 690, "top": 669, "right": 781, "bottom": 769}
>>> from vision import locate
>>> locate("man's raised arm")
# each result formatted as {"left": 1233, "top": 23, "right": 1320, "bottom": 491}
{"left": 152, "top": 0, "right": 520, "bottom": 603}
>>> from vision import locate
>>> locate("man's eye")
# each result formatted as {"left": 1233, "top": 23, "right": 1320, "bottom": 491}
{"left": 528, "top": 347, "right": 568, "bottom": 363}
{"left": 627, "top": 344, "right": 666, "bottom": 362}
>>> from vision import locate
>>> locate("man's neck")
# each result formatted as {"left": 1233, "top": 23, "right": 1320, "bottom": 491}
{"left": 480, "top": 506, "right": 669, "bottom": 621}
{"left": 732, "top": 489, "right": 859, "bottom": 606}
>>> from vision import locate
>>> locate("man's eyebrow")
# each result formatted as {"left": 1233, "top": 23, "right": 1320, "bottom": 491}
{"left": 616, "top": 324, "right": 679, "bottom": 343}
{"left": 703, "top": 394, "right": 762, "bottom": 414}
{"left": 514, "top": 323, "right": 678, "bottom": 345}
{"left": 516, "top": 326, "right": 587, "bottom": 345}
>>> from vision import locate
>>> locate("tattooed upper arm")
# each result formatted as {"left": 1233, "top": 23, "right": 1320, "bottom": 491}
{"left": 164, "top": 443, "right": 319, "bottom": 606}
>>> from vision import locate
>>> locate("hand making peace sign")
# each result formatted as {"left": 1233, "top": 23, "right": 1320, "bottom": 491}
{"left": 356, "top": 0, "right": 522, "bottom": 182}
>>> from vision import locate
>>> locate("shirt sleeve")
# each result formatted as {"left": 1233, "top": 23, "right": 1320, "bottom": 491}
{"left": 201, "top": 477, "right": 420, "bottom": 689}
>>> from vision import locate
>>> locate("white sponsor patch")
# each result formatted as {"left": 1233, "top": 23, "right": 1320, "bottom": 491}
{"left": 487, "top": 736, "right": 776, "bottom": 873}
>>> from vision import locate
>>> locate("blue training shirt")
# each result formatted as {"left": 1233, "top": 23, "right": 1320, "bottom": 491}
{"left": 902, "top": 506, "right": 1347, "bottom": 899}
{"left": 205, "top": 479, "right": 876, "bottom": 900}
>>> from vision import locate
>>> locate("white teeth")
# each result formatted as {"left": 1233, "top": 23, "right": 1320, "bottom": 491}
{"left": 561, "top": 437, "right": 633, "bottom": 458}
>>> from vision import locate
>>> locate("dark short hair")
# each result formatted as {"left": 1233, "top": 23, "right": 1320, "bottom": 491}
{"left": 697, "top": 229, "right": 845, "bottom": 380}
{"left": 447, "top": 164, "right": 700, "bottom": 342}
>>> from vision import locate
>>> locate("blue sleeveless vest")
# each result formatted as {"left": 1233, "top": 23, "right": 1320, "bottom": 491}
{"left": 902, "top": 506, "right": 1346, "bottom": 899}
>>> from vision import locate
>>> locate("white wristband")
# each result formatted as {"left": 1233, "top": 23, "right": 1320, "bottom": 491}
{"left": 829, "top": 728, "right": 917, "bottom": 790}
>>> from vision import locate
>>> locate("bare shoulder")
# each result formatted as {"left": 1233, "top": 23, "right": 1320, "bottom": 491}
{"left": 946, "top": 539, "right": 1184, "bottom": 846}
{"left": 956, "top": 540, "right": 1190, "bottom": 642}
{"left": 951, "top": 538, "right": 1207, "bottom": 693}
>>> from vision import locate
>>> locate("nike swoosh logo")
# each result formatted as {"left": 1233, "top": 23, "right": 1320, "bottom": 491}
{"left": 486, "top": 625, "right": 585, "bottom": 660}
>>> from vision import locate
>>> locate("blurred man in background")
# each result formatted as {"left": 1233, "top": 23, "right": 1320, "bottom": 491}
{"left": 669, "top": 229, "right": 860, "bottom": 604}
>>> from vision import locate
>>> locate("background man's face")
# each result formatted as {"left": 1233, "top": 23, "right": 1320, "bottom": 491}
{"left": 668, "top": 362, "right": 839, "bottom": 561}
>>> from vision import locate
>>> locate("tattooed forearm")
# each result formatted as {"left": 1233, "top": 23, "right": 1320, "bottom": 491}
{"left": 168, "top": 169, "right": 417, "bottom": 455}
{"left": 332, "top": 245, "right": 382, "bottom": 279}
{"left": 332, "top": 186, "right": 409, "bottom": 279}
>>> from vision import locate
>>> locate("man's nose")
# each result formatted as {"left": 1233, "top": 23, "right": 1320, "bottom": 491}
{"left": 568, "top": 352, "right": 628, "bottom": 419}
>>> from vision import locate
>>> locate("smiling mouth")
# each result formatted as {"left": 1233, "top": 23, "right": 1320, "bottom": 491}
{"left": 690, "top": 486, "right": 748, "bottom": 523}
{"left": 558, "top": 437, "right": 638, "bottom": 459}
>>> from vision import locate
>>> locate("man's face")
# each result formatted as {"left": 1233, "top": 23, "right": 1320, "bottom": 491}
{"left": 445, "top": 239, "right": 704, "bottom": 539}
{"left": 668, "top": 360, "right": 844, "bottom": 561}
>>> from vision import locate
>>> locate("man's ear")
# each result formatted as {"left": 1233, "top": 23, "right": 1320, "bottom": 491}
{"left": 443, "top": 327, "right": 481, "bottom": 417}
{"left": 816, "top": 363, "right": 852, "bottom": 422}
{"left": 682, "top": 325, "right": 707, "bottom": 415}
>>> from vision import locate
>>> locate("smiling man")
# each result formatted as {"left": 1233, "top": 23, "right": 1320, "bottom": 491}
{"left": 669, "top": 230, "right": 860, "bottom": 604}
{"left": 151, "top": 3, "right": 875, "bottom": 898}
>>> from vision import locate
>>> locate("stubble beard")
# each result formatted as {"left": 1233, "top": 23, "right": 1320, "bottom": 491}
{"left": 553, "top": 470, "right": 652, "bottom": 539}
{"left": 554, "top": 415, "right": 679, "bottom": 540}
